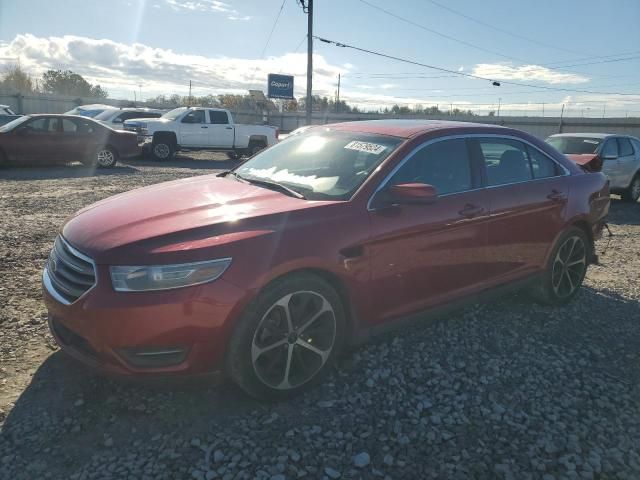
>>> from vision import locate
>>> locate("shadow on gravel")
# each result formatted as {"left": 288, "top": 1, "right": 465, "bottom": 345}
{"left": 605, "top": 198, "right": 640, "bottom": 226}
{"left": 0, "top": 164, "right": 140, "bottom": 181}
{"left": 2, "top": 350, "right": 260, "bottom": 454}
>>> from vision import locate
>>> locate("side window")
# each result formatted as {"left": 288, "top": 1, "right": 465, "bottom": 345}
{"left": 618, "top": 138, "right": 634, "bottom": 156}
{"left": 47, "top": 118, "right": 61, "bottom": 132}
{"left": 62, "top": 119, "right": 78, "bottom": 133}
{"left": 181, "top": 110, "right": 205, "bottom": 124}
{"left": 479, "top": 139, "right": 532, "bottom": 186}
{"left": 209, "top": 111, "right": 229, "bottom": 124}
{"left": 601, "top": 139, "right": 618, "bottom": 158}
{"left": 389, "top": 138, "right": 472, "bottom": 195}
{"left": 527, "top": 145, "right": 560, "bottom": 179}
{"left": 24, "top": 118, "right": 49, "bottom": 132}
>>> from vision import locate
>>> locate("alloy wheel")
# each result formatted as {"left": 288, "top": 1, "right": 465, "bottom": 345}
{"left": 551, "top": 235, "right": 587, "bottom": 298}
{"left": 97, "top": 149, "right": 115, "bottom": 167}
{"left": 251, "top": 291, "right": 336, "bottom": 390}
{"left": 153, "top": 143, "right": 170, "bottom": 159}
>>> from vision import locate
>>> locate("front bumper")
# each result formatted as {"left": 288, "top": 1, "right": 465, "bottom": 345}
{"left": 43, "top": 265, "right": 249, "bottom": 377}
{"left": 138, "top": 135, "right": 153, "bottom": 149}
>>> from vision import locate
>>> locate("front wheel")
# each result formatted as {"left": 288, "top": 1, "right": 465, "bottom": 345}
{"left": 226, "top": 273, "right": 346, "bottom": 400}
{"left": 621, "top": 175, "right": 640, "bottom": 203}
{"left": 531, "top": 227, "right": 590, "bottom": 305}
{"left": 96, "top": 147, "right": 118, "bottom": 168}
{"left": 151, "top": 140, "right": 174, "bottom": 161}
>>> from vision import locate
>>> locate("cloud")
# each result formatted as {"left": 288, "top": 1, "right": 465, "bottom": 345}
{"left": 0, "top": 34, "right": 346, "bottom": 99}
{"left": 165, "top": 0, "right": 251, "bottom": 20}
{"left": 472, "top": 63, "right": 589, "bottom": 85}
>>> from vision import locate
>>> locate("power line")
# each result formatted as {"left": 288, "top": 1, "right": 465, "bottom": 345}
{"left": 424, "top": 0, "right": 588, "bottom": 57}
{"left": 258, "top": 0, "right": 287, "bottom": 59}
{"left": 315, "top": 35, "right": 640, "bottom": 96}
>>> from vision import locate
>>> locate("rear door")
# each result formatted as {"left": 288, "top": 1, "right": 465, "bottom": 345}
{"left": 600, "top": 138, "right": 624, "bottom": 188}
{"left": 178, "top": 109, "right": 208, "bottom": 146}
{"left": 9, "top": 117, "right": 62, "bottom": 163}
{"left": 208, "top": 110, "right": 234, "bottom": 148}
{"left": 368, "top": 137, "right": 491, "bottom": 324}
{"left": 471, "top": 137, "right": 568, "bottom": 281}
{"left": 616, "top": 137, "right": 638, "bottom": 188}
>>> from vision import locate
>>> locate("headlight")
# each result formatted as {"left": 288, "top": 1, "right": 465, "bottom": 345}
{"left": 110, "top": 258, "right": 232, "bottom": 292}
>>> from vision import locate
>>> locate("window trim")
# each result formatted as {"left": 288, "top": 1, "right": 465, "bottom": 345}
{"left": 617, "top": 137, "right": 634, "bottom": 157}
{"left": 367, "top": 133, "right": 570, "bottom": 211}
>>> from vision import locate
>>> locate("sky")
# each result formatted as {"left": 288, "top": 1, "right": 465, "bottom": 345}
{"left": 0, "top": 0, "right": 639, "bottom": 116}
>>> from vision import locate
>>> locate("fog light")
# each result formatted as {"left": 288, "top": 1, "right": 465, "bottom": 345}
{"left": 119, "top": 346, "right": 188, "bottom": 368}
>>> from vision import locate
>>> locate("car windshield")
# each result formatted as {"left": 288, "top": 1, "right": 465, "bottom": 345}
{"left": 547, "top": 136, "right": 603, "bottom": 154}
{"left": 0, "top": 116, "right": 30, "bottom": 132}
{"left": 234, "top": 130, "right": 403, "bottom": 200}
{"left": 162, "top": 107, "right": 188, "bottom": 120}
{"left": 94, "top": 109, "right": 120, "bottom": 120}
{"left": 76, "top": 109, "right": 106, "bottom": 118}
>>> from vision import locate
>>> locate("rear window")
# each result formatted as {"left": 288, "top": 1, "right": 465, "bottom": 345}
{"left": 546, "top": 136, "right": 602, "bottom": 155}
{"left": 618, "top": 138, "right": 634, "bottom": 156}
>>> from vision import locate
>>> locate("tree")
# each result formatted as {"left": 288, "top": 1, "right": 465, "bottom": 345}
{"left": 41, "top": 69, "right": 108, "bottom": 98}
{"left": 0, "top": 64, "right": 34, "bottom": 93}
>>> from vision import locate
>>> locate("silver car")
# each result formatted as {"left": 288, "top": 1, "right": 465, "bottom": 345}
{"left": 546, "top": 133, "right": 640, "bottom": 203}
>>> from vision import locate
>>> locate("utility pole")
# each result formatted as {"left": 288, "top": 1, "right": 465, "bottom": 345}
{"left": 336, "top": 73, "right": 341, "bottom": 113}
{"left": 497, "top": 98, "right": 501, "bottom": 117}
{"left": 139, "top": 84, "right": 143, "bottom": 103}
{"left": 303, "top": 0, "right": 314, "bottom": 126}
{"left": 602, "top": 103, "right": 606, "bottom": 118}
{"left": 542, "top": 103, "right": 545, "bottom": 117}
{"left": 188, "top": 80, "right": 192, "bottom": 106}
{"left": 558, "top": 104, "right": 565, "bottom": 133}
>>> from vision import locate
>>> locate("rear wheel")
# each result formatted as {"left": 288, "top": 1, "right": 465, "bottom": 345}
{"left": 226, "top": 273, "right": 346, "bottom": 400}
{"left": 247, "top": 141, "right": 265, "bottom": 157}
{"left": 621, "top": 175, "right": 640, "bottom": 203}
{"left": 531, "top": 227, "right": 589, "bottom": 305}
{"left": 96, "top": 147, "right": 117, "bottom": 168}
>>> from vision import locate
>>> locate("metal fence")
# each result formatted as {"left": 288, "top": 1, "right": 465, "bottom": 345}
{"left": 2, "top": 92, "right": 639, "bottom": 139}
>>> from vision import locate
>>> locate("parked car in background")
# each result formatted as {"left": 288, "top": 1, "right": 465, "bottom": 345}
{"left": 123, "top": 107, "right": 278, "bottom": 161}
{"left": 93, "top": 107, "right": 164, "bottom": 128}
{"left": 0, "top": 114, "right": 139, "bottom": 168}
{"left": 546, "top": 133, "right": 640, "bottom": 202}
{"left": 43, "top": 120, "right": 609, "bottom": 399}
{"left": 0, "top": 104, "right": 22, "bottom": 126}
{"left": 64, "top": 104, "right": 114, "bottom": 118}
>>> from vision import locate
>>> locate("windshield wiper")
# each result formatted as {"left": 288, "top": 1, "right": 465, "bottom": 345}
{"left": 220, "top": 171, "right": 306, "bottom": 199}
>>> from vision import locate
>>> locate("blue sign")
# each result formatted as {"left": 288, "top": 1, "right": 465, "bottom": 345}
{"left": 267, "top": 74, "right": 294, "bottom": 99}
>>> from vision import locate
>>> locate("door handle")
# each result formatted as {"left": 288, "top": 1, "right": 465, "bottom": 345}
{"left": 201, "top": 126, "right": 208, "bottom": 129}
{"left": 458, "top": 204, "right": 484, "bottom": 218}
{"left": 225, "top": 126, "right": 233, "bottom": 130}
{"left": 547, "top": 190, "right": 566, "bottom": 201}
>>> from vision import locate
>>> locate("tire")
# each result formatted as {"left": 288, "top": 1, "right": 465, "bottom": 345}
{"left": 621, "top": 175, "right": 640, "bottom": 203}
{"left": 531, "top": 226, "right": 590, "bottom": 305}
{"left": 247, "top": 141, "right": 265, "bottom": 157}
{"left": 226, "top": 273, "right": 346, "bottom": 400}
{"left": 95, "top": 147, "right": 118, "bottom": 168}
{"left": 151, "top": 139, "right": 175, "bottom": 161}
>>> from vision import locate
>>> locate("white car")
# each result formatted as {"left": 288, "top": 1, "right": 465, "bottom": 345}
{"left": 547, "top": 133, "right": 640, "bottom": 203}
{"left": 93, "top": 108, "right": 163, "bottom": 128}
{"left": 64, "top": 104, "right": 114, "bottom": 118}
{"left": 124, "top": 107, "right": 279, "bottom": 161}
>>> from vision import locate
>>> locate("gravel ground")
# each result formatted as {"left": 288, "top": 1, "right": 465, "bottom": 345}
{"left": 1, "top": 155, "right": 639, "bottom": 480}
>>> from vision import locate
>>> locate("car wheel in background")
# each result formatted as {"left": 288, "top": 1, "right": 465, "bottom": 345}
{"left": 531, "top": 226, "right": 590, "bottom": 305}
{"left": 621, "top": 175, "right": 640, "bottom": 203}
{"left": 95, "top": 147, "right": 118, "bottom": 168}
{"left": 151, "top": 140, "right": 174, "bottom": 161}
{"left": 226, "top": 151, "right": 241, "bottom": 160}
{"left": 247, "top": 141, "right": 265, "bottom": 157}
{"left": 226, "top": 273, "right": 346, "bottom": 400}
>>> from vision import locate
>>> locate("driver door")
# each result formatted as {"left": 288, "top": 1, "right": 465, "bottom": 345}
{"left": 367, "top": 138, "right": 491, "bottom": 325}
{"left": 6, "top": 117, "right": 62, "bottom": 164}
{"left": 179, "top": 109, "right": 208, "bottom": 147}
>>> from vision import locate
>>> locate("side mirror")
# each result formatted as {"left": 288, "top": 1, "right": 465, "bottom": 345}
{"left": 371, "top": 183, "right": 438, "bottom": 208}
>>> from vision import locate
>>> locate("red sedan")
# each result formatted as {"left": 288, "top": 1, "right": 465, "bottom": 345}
{"left": 43, "top": 120, "right": 610, "bottom": 399}
{"left": 0, "top": 114, "right": 139, "bottom": 168}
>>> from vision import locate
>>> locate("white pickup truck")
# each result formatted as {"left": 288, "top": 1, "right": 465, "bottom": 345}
{"left": 123, "top": 107, "right": 278, "bottom": 161}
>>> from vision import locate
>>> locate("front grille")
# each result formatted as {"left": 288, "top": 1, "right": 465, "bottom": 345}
{"left": 45, "top": 236, "right": 96, "bottom": 304}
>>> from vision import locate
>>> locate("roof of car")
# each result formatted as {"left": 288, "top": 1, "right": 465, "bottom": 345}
{"left": 322, "top": 119, "right": 510, "bottom": 138}
{"left": 548, "top": 133, "right": 616, "bottom": 139}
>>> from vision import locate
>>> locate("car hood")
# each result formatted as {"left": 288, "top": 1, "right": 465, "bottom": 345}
{"left": 62, "top": 175, "right": 334, "bottom": 263}
{"left": 124, "top": 117, "right": 170, "bottom": 125}
{"left": 565, "top": 153, "right": 603, "bottom": 172}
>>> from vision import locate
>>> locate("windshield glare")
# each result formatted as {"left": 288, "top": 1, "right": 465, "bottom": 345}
{"left": 0, "top": 116, "right": 30, "bottom": 132}
{"left": 162, "top": 107, "right": 187, "bottom": 120}
{"left": 547, "top": 136, "right": 602, "bottom": 155}
{"left": 235, "top": 131, "right": 403, "bottom": 200}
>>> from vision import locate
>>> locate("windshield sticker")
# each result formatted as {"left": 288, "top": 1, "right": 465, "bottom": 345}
{"left": 344, "top": 141, "right": 387, "bottom": 155}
